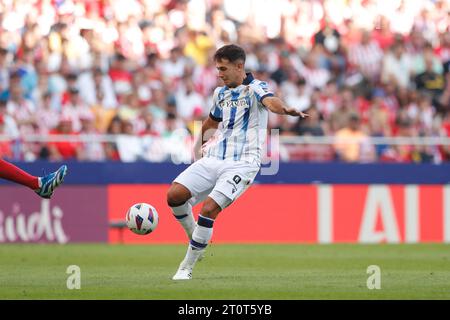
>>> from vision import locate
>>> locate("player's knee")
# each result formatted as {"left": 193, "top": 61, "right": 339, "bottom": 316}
{"left": 200, "top": 201, "right": 221, "bottom": 220}
{"left": 167, "top": 185, "right": 190, "bottom": 207}
{"left": 167, "top": 191, "right": 184, "bottom": 207}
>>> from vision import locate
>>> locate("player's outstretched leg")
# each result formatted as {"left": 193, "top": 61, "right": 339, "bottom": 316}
{"left": 35, "top": 165, "right": 68, "bottom": 199}
{"left": 167, "top": 182, "right": 196, "bottom": 239}
{"left": 172, "top": 196, "right": 221, "bottom": 280}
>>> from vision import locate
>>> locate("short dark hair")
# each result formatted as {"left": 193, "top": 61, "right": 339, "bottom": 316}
{"left": 214, "top": 44, "right": 246, "bottom": 63}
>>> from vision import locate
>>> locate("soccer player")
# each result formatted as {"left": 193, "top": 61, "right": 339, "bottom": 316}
{"left": 167, "top": 44, "right": 308, "bottom": 280}
{"left": 0, "top": 159, "right": 67, "bottom": 199}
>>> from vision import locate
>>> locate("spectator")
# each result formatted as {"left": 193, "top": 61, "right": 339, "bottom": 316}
{"left": 0, "top": 114, "right": 13, "bottom": 159}
{"left": 0, "top": 98, "right": 19, "bottom": 141}
{"left": 139, "top": 111, "right": 159, "bottom": 137}
{"left": 316, "top": 79, "right": 340, "bottom": 120}
{"left": 109, "top": 53, "right": 133, "bottom": 98}
{"left": 313, "top": 18, "right": 341, "bottom": 55}
{"left": 61, "top": 86, "right": 93, "bottom": 133}
{"left": 161, "top": 112, "right": 191, "bottom": 164}
{"left": 161, "top": 47, "right": 188, "bottom": 86}
{"left": 282, "top": 76, "right": 311, "bottom": 116}
{"left": 78, "top": 111, "right": 106, "bottom": 161}
{"left": 175, "top": 77, "right": 205, "bottom": 121}
{"left": 115, "top": 118, "right": 144, "bottom": 162}
{"left": 0, "top": 48, "right": 10, "bottom": 93}
{"left": 292, "top": 107, "right": 333, "bottom": 162}
{"left": 270, "top": 51, "right": 292, "bottom": 85}
{"left": 414, "top": 53, "right": 445, "bottom": 101}
{"left": 36, "top": 91, "right": 59, "bottom": 135}
{"left": 47, "top": 117, "right": 82, "bottom": 161}
{"left": 15, "top": 47, "right": 38, "bottom": 100}
{"left": 6, "top": 71, "right": 38, "bottom": 160}
{"left": 193, "top": 50, "right": 220, "bottom": 98}
{"left": 294, "top": 107, "right": 325, "bottom": 137}
{"left": 435, "top": 32, "right": 450, "bottom": 65}
{"left": 372, "top": 15, "right": 395, "bottom": 51}
{"left": 334, "top": 113, "right": 375, "bottom": 162}
{"left": 413, "top": 43, "right": 444, "bottom": 75}
{"left": 348, "top": 29, "right": 383, "bottom": 82}
{"left": 301, "top": 47, "right": 331, "bottom": 90}
{"left": 381, "top": 117, "right": 416, "bottom": 163}
{"left": 184, "top": 29, "right": 214, "bottom": 67}
{"left": 328, "top": 87, "right": 358, "bottom": 133}
{"left": 79, "top": 67, "right": 117, "bottom": 110}
{"left": 274, "top": 115, "right": 297, "bottom": 136}
{"left": 104, "top": 116, "right": 122, "bottom": 161}
{"left": 381, "top": 42, "right": 414, "bottom": 89}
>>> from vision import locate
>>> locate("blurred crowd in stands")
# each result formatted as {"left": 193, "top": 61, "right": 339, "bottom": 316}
{"left": 0, "top": 0, "right": 449, "bottom": 163}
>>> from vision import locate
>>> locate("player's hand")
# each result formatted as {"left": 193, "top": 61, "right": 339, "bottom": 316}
{"left": 284, "top": 108, "right": 309, "bottom": 118}
{"left": 194, "top": 145, "right": 203, "bottom": 161}
{"left": 194, "top": 140, "right": 208, "bottom": 161}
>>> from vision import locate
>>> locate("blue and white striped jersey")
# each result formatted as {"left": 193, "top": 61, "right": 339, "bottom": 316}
{"left": 205, "top": 73, "right": 274, "bottom": 165}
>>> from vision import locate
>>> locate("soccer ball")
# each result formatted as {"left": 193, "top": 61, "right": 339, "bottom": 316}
{"left": 126, "top": 203, "right": 159, "bottom": 235}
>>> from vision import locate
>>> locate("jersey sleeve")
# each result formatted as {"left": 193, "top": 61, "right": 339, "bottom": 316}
{"left": 249, "top": 80, "right": 274, "bottom": 104}
{"left": 209, "top": 87, "right": 223, "bottom": 122}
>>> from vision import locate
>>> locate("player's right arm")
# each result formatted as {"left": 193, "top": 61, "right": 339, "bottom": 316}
{"left": 194, "top": 116, "right": 220, "bottom": 160}
{"left": 193, "top": 88, "right": 223, "bottom": 160}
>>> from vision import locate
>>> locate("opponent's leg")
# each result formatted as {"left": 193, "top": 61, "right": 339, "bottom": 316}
{"left": 0, "top": 159, "right": 40, "bottom": 189}
{"left": 35, "top": 165, "right": 68, "bottom": 199}
{"left": 167, "top": 182, "right": 196, "bottom": 239}
{"left": 172, "top": 195, "right": 222, "bottom": 280}
{"left": 0, "top": 159, "right": 67, "bottom": 199}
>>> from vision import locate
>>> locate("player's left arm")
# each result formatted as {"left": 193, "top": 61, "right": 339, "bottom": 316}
{"left": 250, "top": 80, "right": 308, "bottom": 118}
{"left": 262, "top": 96, "right": 309, "bottom": 118}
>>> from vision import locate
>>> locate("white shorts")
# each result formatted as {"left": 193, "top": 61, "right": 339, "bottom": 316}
{"left": 173, "top": 157, "right": 260, "bottom": 210}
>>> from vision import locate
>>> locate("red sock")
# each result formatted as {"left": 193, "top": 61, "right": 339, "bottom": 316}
{"left": 0, "top": 159, "right": 40, "bottom": 190}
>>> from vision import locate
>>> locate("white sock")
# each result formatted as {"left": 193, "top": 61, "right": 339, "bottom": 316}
{"left": 179, "top": 246, "right": 204, "bottom": 270}
{"left": 181, "top": 215, "right": 214, "bottom": 270}
{"left": 171, "top": 202, "right": 196, "bottom": 239}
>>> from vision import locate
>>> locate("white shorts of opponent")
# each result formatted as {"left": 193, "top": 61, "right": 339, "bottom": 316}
{"left": 173, "top": 157, "right": 260, "bottom": 210}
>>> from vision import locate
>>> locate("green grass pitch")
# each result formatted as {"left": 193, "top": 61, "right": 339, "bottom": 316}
{"left": 0, "top": 244, "right": 449, "bottom": 299}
